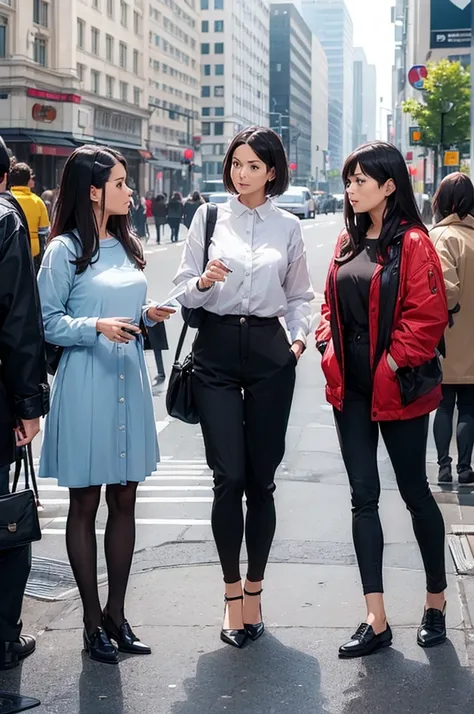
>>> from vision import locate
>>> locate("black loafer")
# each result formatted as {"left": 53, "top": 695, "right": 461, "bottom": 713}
{"left": 102, "top": 610, "right": 151, "bottom": 655}
{"left": 0, "top": 634, "right": 36, "bottom": 670}
{"left": 339, "top": 623, "right": 392, "bottom": 659}
{"left": 438, "top": 466, "right": 452, "bottom": 484}
{"left": 417, "top": 606, "right": 447, "bottom": 648}
{"left": 458, "top": 469, "right": 474, "bottom": 485}
{"left": 83, "top": 627, "right": 118, "bottom": 664}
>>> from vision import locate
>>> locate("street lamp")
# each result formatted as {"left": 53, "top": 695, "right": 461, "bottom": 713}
{"left": 440, "top": 100, "right": 454, "bottom": 182}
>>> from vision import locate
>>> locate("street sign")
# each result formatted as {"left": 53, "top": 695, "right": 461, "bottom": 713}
{"left": 444, "top": 150, "right": 460, "bottom": 166}
{"left": 409, "top": 127, "right": 423, "bottom": 145}
{"left": 408, "top": 66, "right": 428, "bottom": 90}
{"left": 430, "top": 0, "right": 472, "bottom": 49}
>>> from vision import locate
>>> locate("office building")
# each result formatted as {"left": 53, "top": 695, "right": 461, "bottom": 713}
{"left": 311, "top": 35, "right": 328, "bottom": 188}
{"left": 352, "top": 47, "right": 376, "bottom": 149}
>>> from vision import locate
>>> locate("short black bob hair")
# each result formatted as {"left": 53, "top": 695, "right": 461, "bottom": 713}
{"left": 432, "top": 172, "right": 474, "bottom": 223}
{"left": 341, "top": 141, "right": 424, "bottom": 262}
{"left": 222, "top": 126, "right": 289, "bottom": 197}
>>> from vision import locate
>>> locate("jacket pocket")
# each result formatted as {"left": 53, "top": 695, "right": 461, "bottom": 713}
{"left": 373, "top": 352, "right": 402, "bottom": 412}
{"left": 320, "top": 338, "right": 340, "bottom": 389}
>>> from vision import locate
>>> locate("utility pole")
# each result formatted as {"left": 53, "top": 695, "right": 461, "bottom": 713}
{"left": 148, "top": 101, "right": 194, "bottom": 195}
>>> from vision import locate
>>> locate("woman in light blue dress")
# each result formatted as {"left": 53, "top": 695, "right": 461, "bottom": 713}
{"left": 37, "top": 146, "right": 174, "bottom": 664}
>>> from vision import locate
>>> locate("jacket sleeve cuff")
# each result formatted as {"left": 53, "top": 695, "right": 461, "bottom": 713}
{"left": 142, "top": 303, "right": 157, "bottom": 328}
{"left": 15, "top": 383, "right": 50, "bottom": 420}
{"left": 289, "top": 326, "right": 308, "bottom": 347}
{"left": 80, "top": 317, "right": 99, "bottom": 346}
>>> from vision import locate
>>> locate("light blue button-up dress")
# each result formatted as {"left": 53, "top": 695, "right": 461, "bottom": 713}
{"left": 37, "top": 234, "right": 159, "bottom": 488}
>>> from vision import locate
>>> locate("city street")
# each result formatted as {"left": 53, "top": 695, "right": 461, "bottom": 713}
{"left": 2, "top": 213, "right": 474, "bottom": 713}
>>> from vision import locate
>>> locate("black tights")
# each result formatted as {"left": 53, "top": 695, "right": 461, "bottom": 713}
{"left": 66, "top": 482, "right": 138, "bottom": 634}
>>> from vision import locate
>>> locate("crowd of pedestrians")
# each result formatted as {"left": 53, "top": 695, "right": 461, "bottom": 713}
{"left": 0, "top": 127, "right": 473, "bottom": 708}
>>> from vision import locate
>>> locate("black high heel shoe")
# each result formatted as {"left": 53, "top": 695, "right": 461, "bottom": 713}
{"left": 243, "top": 588, "right": 265, "bottom": 641}
{"left": 83, "top": 627, "right": 118, "bottom": 664}
{"left": 102, "top": 609, "right": 152, "bottom": 655}
{"left": 220, "top": 595, "right": 248, "bottom": 649}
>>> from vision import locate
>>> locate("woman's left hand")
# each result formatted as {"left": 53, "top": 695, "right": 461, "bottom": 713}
{"left": 290, "top": 340, "right": 305, "bottom": 361}
{"left": 147, "top": 306, "right": 176, "bottom": 323}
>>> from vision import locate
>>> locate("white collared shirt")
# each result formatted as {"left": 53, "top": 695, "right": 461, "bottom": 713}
{"left": 173, "top": 196, "right": 314, "bottom": 344}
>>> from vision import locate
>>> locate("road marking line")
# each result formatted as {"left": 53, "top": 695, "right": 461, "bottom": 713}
{"left": 39, "top": 496, "right": 213, "bottom": 505}
{"left": 156, "top": 416, "right": 174, "bottom": 434}
{"left": 147, "top": 475, "right": 213, "bottom": 481}
{"left": 161, "top": 458, "right": 208, "bottom": 463}
{"left": 41, "top": 517, "right": 212, "bottom": 535}
{"left": 38, "top": 484, "right": 212, "bottom": 493}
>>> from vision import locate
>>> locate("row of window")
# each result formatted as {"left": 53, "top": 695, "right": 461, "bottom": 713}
{"left": 201, "top": 43, "right": 224, "bottom": 55}
{"left": 149, "top": 59, "right": 198, "bottom": 89}
{"left": 201, "top": 143, "right": 226, "bottom": 156}
{"left": 203, "top": 64, "right": 224, "bottom": 76}
{"left": 201, "top": 85, "right": 224, "bottom": 98}
{"left": 149, "top": 33, "right": 196, "bottom": 69}
{"left": 202, "top": 122, "right": 225, "bottom": 136}
{"left": 149, "top": 0, "right": 196, "bottom": 31}
{"left": 202, "top": 107, "right": 224, "bottom": 117}
{"left": 93, "top": 0, "right": 141, "bottom": 32}
{"left": 76, "top": 63, "right": 142, "bottom": 105}
{"left": 201, "top": 20, "right": 224, "bottom": 32}
{"left": 201, "top": 0, "right": 224, "bottom": 9}
{"left": 77, "top": 20, "right": 141, "bottom": 74}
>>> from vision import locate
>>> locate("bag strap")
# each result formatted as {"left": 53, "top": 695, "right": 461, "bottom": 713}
{"left": 174, "top": 203, "right": 218, "bottom": 364}
{"left": 11, "top": 444, "right": 40, "bottom": 504}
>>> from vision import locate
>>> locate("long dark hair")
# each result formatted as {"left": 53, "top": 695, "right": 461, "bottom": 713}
{"left": 50, "top": 145, "right": 145, "bottom": 274}
{"left": 432, "top": 172, "right": 474, "bottom": 223}
{"left": 341, "top": 141, "right": 425, "bottom": 262}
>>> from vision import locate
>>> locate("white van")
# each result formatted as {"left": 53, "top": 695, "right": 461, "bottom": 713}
{"left": 274, "top": 186, "right": 316, "bottom": 219}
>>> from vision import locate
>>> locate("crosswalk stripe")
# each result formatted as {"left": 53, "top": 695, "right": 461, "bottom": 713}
{"left": 38, "top": 484, "right": 211, "bottom": 492}
{"left": 42, "top": 517, "right": 211, "bottom": 535}
{"left": 39, "top": 496, "right": 213, "bottom": 505}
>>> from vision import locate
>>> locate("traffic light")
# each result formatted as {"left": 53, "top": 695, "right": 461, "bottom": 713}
{"left": 409, "top": 127, "right": 422, "bottom": 145}
{"left": 183, "top": 148, "right": 194, "bottom": 165}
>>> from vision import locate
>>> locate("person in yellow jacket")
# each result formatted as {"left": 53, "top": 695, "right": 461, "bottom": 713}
{"left": 9, "top": 163, "right": 49, "bottom": 271}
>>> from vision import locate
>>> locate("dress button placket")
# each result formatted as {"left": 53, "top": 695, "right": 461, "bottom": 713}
{"left": 118, "top": 349, "right": 127, "bottom": 485}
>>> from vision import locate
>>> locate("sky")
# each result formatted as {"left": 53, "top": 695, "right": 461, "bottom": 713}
{"left": 345, "top": 0, "right": 395, "bottom": 135}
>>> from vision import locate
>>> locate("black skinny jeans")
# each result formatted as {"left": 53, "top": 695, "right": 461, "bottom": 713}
{"left": 433, "top": 384, "right": 474, "bottom": 474}
{"left": 334, "top": 337, "right": 446, "bottom": 595}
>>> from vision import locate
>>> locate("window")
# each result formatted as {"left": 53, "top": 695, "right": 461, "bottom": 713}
{"left": 107, "top": 0, "right": 114, "bottom": 17}
{"left": 119, "top": 42, "right": 127, "bottom": 69}
{"left": 201, "top": 20, "right": 209, "bottom": 32}
{"left": 133, "top": 49, "right": 139, "bottom": 74}
{"left": 215, "top": 64, "right": 224, "bottom": 75}
{"left": 214, "top": 85, "right": 224, "bottom": 97}
{"left": 214, "top": 0, "right": 223, "bottom": 8}
{"left": 201, "top": 85, "right": 210, "bottom": 97}
{"left": 201, "top": 0, "right": 208, "bottom": 8}
{"left": 214, "top": 122, "right": 224, "bottom": 136}
{"left": 214, "top": 20, "right": 224, "bottom": 32}
{"left": 91, "top": 27, "right": 100, "bottom": 56}
{"left": 202, "top": 107, "right": 211, "bottom": 117}
{"left": 0, "top": 18, "right": 6, "bottom": 59}
{"left": 202, "top": 123, "right": 211, "bottom": 136}
{"left": 77, "top": 19, "right": 85, "bottom": 49}
{"left": 106, "top": 75, "right": 114, "bottom": 98}
{"left": 77, "top": 63, "right": 86, "bottom": 82}
{"left": 91, "top": 70, "right": 100, "bottom": 94}
{"left": 201, "top": 43, "right": 210, "bottom": 54}
{"left": 92, "top": 0, "right": 99, "bottom": 8}
{"left": 215, "top": 106, "right": 224, "bottom": 116}
{"left": 120, "top": 0, "right": 128, "bottom": 27}
{"left": 134, "top": 10, "right": 140, "bottom": 34}
{"left": 33, "top": 37, "right": 47, "bottom": 66}
{"left": 106, "top": 34, "right": 114, "bottom": 62}
{"left": 33, "top": 0, "right": 48, "bottom": 27}
{"left": 203, "top": 64, "right": 211, "bottom": 76}
{"left": 214, "top": 43, "right": 224, "bottom": 54}
{"left": 133, "top": 87, "right": 141, "bottom": 106}
{"left": 120, "top": 81, "right": 128, "bottom": 102}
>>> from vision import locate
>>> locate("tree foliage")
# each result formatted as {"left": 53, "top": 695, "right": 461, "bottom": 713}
{"left": 402, "top": 59, "right": 471, "bottom": 148}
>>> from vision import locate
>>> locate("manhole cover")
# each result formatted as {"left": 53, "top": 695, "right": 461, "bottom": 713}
{"left": 25, "top": 557, "right": 107, "bottom": 601}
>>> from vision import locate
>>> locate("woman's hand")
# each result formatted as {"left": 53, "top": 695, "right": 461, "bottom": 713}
{"left": 146, "top": 306, "right": 176, "bottom": 322}
{"left": 96, "top": 318, "right": 141, "bottom": 343}
{"left": 198, "top": 259, "right": 231, "bottom": 290}
{"left": 290, "top": 340, "right": 305, "bottom": 361}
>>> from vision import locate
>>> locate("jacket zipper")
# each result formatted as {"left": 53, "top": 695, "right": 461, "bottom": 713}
{"left": 330, "top": 264, "right": 345, "bottom": 408}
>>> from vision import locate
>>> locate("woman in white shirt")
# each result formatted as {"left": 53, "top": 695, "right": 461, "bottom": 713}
{"left": 174, "top": 126, "right": 314, "bottom": 649}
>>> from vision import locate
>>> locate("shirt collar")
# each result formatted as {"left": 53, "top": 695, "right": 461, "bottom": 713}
{"left": 229, "top": 195, "right": 273, "bottom": 221}
{"left": 11, "top": 186, "right": 32, "bottom": 195}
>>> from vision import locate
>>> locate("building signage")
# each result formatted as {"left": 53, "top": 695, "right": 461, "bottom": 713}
{"left": 32, "top": 103, "right": 57, "bottom": 123}
{"left": 27, "top": 88, "right": 81, "bottom": 104}
{"left": 430, "top": 0, "right": 472, "bottom": 49}
{"left": 444, "top": 150, "right": 460, "bottom": 166}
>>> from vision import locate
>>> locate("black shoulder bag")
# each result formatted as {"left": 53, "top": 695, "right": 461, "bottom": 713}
{"left": 0, "top": 443, "right": 42, "bottom": 550}
{"left": 166, "top": 204, "right": 218, "bottom": 424}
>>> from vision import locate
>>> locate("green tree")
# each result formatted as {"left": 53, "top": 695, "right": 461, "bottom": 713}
{"left": 402, "top": 59, "right": 471, "bottom": 149}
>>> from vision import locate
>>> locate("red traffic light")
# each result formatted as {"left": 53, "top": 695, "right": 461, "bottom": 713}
{"left": 289, "top": 162, "right": 297, "bottom": 171}
{"left": 184, "top": 148, "right": 194, "bottom": 161}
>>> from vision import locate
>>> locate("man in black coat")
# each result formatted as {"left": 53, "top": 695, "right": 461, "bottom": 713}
{"left": 0, "top": 136, "right": 50, "bottom": 671}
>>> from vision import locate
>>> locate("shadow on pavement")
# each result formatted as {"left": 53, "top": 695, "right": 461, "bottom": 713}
{"left": 170, "top": 632, "right": 330, "bottom": 714}
{"left": 78, "top": 654, "right": 123, "bottom": 714}
{"left": 341, "top": 639, "right": 474, "bottom": 714}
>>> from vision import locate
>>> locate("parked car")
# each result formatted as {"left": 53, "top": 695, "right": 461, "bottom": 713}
{"left": 321, "top": 194, "right": 337, "bottom": 214}
{"left": 201, "top": 180, "right": 226, "bottom": 202}
{"left": 274, "top": 187, "right": 316, "bottom": 219}
{"left": 332, "top": 193, "right": 345, "bottom": 210}
{"left": 208, "top": 192, "right": 231, "bottom": 204}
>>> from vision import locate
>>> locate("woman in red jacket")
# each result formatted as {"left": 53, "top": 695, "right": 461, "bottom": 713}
{"left": 316, "top": 142, "right": 449, "bottom": 659}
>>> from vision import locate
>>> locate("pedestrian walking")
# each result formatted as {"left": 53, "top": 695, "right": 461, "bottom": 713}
{"left": 9, "top": 162, "right": 49, "bottom": 274}
{"left": 152, "top": 193, "right": 167, "bottom": 244}
{"left": 316, "top": 141, "right": 449, "bottom": 658}
{"left": 37, "top": 145, "right": 175, "bottom": 664}
{"left": 147, "top": 322, "right": 168, "bottom": 384}
{"left": 174, "top": 126, "right": 314, "bottom": 649}
{"left": 133, "top": 196, "right": 148, "bottom": 241}
{"left": 41, "top": 190, "right": 55, "bottom": 220}
{"left": 183, "top": 190, "right": 205, "bottom": 229}
{"left": 167, "top": 191, "right": 183, "bottom": 242}
{"left": 0, "top": 135, "right": 50, "bottom": 671}
{"left": 431, "top": 172, "right": 474, "bottom": 485}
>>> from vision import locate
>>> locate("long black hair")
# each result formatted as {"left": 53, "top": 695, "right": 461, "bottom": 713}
{"left": 432, "top": 171, "right": 474, "bottom": 223}
{"left": 50, "top": 145, "right": 145, "bottom": 274}
{"left": 341, "top": 141, "right": 425, "bottom": 262}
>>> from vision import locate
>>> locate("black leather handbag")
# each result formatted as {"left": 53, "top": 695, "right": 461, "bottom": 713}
{"left": 166, "top": 204, "right": 218, "bottom": 424}
{"left": 0, "top": 443, "right": 41, "bottom": 551}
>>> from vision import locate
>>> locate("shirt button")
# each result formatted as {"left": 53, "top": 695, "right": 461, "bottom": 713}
{"left": 119, "top": 397, "right": 125, "bottom": 403}
{"left": 119, "top": 425, "right": 125, "bottom": 431}
{"left": 120, "top": 374, "right": 125, "bottom": 380}
{"left": 246, "top": 272, "right": 250, "bottom": 277}
{"left": 240, "top": 317, "right": 246, "bottom": 324}
{"left": 120, "top": 452, "right": 126, "bottom": 458}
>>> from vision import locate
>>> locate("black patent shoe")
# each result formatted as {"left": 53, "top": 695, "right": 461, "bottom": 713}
{"left": 458, "top": 469, "right": 474, "bottom": 485}
{"left": 83, "top": 626, "right": 118, "bottom": 664}
{"left": 102, "top": 610, "right": 151, "bottom": 655}
{"left": 438, "top": 466, "right": 452, "bottom": 484}
{"left": 417, "top": 605, "right": 447, "bottom": 648}
{"left": 339, "top": 623, "right": 393, "bottom": 659}
{"left": 220, "top": 595, "right": 248, "bottom": 649}
{"left": 0, "top": 634, "right": 36, "bottom": 670}
{"left": 243, "top": 588, "right": 265, "bottom": 641}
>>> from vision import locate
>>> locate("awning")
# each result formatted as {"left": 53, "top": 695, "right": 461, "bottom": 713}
{"left": 1, "top": 129, "right": 77, "bottom": 148}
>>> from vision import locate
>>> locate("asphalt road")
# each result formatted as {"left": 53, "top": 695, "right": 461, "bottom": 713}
{"left": 3, "top": 213, "right": 474, "bottom": 714}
